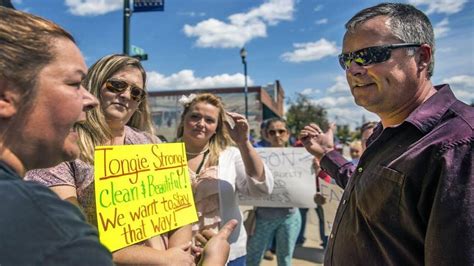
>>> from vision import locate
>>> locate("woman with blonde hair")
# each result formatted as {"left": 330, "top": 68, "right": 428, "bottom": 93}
{"left": 177, "top": 93, "right": 274, "bottom": 265}
{"left": 26, "top": 54, "right": 195, "bottom": 265}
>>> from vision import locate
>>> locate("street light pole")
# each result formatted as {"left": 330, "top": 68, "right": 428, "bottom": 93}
{"left": 123, "top": 0, "right": 131, "bottom": 55}
{"left": 240, "top": 47, "right": 248, "bottom": 119}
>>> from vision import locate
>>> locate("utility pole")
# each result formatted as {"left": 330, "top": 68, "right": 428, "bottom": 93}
{"left": 123, "top": 0, "right": 131, "bottom": 55}
{"left": 240, "top": 47, "right": 249, "bottom": 119}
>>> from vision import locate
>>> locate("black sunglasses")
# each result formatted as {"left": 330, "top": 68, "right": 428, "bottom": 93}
{"left": 268, "top": 129, "right": 287, "bottom": 136}
{"left": 105, "top": 79, "right": 146, "bottom": 102}
{"left": 338, "top": 43, "right": 421, "bottom": 70}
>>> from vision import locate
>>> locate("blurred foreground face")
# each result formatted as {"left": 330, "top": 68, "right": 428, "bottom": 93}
{"left": 267, "top": 121, "right": 289, "bottom": 147}
{"left": 17, "top": 38, "right": 97, "bottom": 169}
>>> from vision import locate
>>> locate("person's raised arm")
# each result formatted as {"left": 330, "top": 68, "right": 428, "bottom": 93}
{"left": 50, "top": 185, "right": 80, "bottom": 206}
{"left": 226, "top": 112, "right": 264, "bottom": 181}
{"left": 300, "top": 123, "right": 354, "bottom": 188}
{"left": 112, "top": 240, "right": 194, "bottom": 266}
{"left": 299, "top": 123, "right": 335, "bottom": 160}
{"left": 168, "top": 224, "right": 192, "bottom": 249}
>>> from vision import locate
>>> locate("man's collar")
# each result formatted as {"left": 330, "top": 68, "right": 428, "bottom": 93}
{"left": 404, "top": 84, "right": 456, "bottom": 134}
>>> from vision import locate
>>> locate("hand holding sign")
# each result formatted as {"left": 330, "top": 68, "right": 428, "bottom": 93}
{"left": 162, "top": 242, "right": 195, "bottom": 266}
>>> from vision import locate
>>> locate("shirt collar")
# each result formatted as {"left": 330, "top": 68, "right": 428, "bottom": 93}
{"left": 0, "top": 160, "right": 22, "bottom": 180}
{"left": 404, "top": 84, "right": 456, "bottom": 134}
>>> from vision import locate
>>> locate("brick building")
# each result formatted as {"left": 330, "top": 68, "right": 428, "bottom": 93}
{"left": 147, "top": 80, "right": 285, "bottom": 142}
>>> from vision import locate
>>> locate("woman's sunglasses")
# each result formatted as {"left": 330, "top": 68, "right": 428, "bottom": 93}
{"left": 268, "top": 129, "right": 287, "bottom": 136}
{"left": 338, "top": 43, "right": 421, "bottom": 70}
{"left": 105, "top": 79, "right": 146, "bottom": 102}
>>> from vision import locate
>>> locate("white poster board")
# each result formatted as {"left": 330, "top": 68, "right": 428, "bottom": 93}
{"left": 238, "top": 147, "right": 345, "bottom": 231}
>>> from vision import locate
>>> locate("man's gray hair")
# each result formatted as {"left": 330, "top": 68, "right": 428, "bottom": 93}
{"left": 345, "top": 3, "right": 435, "bottom": 78}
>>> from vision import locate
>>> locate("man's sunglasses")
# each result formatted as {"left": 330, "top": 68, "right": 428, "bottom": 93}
{"left": 268, "top": 129, "right": 287, "bottom": 136}
{"left": 105, "top": 79, "right": 146, "bottom": 102}
{"left": 338, "top": 43, "right": 421, "bottom": 70}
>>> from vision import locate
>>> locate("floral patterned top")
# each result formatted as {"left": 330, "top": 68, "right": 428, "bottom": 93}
{"left": 189, "top": 165, "right": 220, "bottom": 234}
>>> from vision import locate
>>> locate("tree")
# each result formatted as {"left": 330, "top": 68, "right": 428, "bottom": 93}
{"left": 336, "top": 124, "right": 351, "bottom": 144}
{"left": 285, "top": 94, "right": 329, "bottom": 136}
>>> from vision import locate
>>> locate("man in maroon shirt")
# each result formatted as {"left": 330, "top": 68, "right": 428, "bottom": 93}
{"left": 300, "top": 3, "right": 473, "bottom": 265}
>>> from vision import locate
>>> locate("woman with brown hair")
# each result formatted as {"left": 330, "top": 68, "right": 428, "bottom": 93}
{"left": 177, "top": 93, "right": 274, "bottom": 265}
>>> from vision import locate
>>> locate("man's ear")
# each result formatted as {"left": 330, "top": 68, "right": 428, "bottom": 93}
{"left": 0, "top": 79, "right": 20, "bottom": 119}
{"left": 416, "top": 44, "right": 432, "bottom": 72}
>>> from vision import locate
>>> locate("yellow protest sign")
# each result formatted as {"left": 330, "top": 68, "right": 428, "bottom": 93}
{"left": 94, "top": 142, "right": 197, "bottom": 251}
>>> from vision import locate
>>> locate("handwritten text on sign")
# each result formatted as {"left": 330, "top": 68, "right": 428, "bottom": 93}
{"left": 238, "top": 147, "right": 344, "bottom": 235}
{"left": 238, "top": 147, "right": 343, "bottom": 208}
{"left": 94, "top": 143, "right": 197, "bottom": 251}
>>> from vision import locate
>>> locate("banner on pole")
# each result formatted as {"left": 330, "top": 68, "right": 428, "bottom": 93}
{"left": 133, "top": 0, "right": 164, "bottom": 12}
{"left": 94, "top": 143, "right": 197, "bottom": 251}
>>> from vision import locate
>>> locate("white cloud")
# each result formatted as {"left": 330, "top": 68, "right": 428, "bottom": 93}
{"left": 437, "top": 47, "right": 453, "bottom": 53}
{"left": 434, "top": 18, "right": 450, "bottom": 38}
{"left": 312, "top": 95, "right": 354, "bottom": 108}
{"left": 313, "top": 5, "right": 323, "bottom": 12}
{"left": 147, "top": 70, "right": 253, "bottom": 91}
{"left": 327, "top": 75, "right": 349, "bottom": 93}
{"left": 183, "top": 18, "right": 267, "bottom": 48}
{"left": 315, "top": 18, "right": 328, "bottom": 25}
{"left": 230, "top": 0, "right": 295, "bottom": 26}
{"left": 178, "top": 11, "right": 206, "bottom": 17}
{"left": 65, "top": 0, "right": 122, "bottom": 16}
{"left": 300, "top": 88, "right": 321, "bottom": 95}
{"left": 408, "top": 0, "right": 468, "bottom": 15}
{"left": 441, "top": 75, "right": 474, "bottom": 104}
{"left": 183, "top": 0, "right": 295, "bottom": 48}
{"left": 281, "top": 38, "right": 339, "bottom": 63}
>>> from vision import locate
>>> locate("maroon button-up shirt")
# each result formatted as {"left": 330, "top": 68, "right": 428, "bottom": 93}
{"left": 321, "top": 85, "right": 474, "bottom": 265}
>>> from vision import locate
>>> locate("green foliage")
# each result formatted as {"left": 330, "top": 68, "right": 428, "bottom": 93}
{"left": 336, "top": 124, "right": 352, "bottom": 144}
{"left": 286, "top": 94, "right": 329, "bottom": 135}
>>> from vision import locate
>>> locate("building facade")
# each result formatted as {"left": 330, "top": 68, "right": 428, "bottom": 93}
{"left": 147, "top": 80, "right": 285, "bottom": 142}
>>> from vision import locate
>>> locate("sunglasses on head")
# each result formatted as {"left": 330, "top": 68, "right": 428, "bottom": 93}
{"left": 105, "top": 79, "right": 146, "bottom": 102}
{"left": 268, "top": 129, "right": 287, "bottom": 136}
{"left": 338, "top": 43, "right": 421, "bottom": 70}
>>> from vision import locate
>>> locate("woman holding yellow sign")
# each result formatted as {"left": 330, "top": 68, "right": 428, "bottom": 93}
{"left": 26, "top": 54, "right": 195, "bottom": 265}
{"left": 176, "top": 93, "right": 274, "bottom": 266}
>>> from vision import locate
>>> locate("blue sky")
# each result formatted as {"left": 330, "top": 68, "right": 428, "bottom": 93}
{"left": 13, "top": 0, "right": 473, "bottom": 127}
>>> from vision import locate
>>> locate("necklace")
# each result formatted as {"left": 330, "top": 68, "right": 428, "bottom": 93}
{"left": 186, "top": 148, "right": 209, "bottom": 156}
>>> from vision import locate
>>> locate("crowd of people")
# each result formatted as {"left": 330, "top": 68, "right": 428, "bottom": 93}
{"left": 1, "top": 2, "right": 472, "bottom": 266}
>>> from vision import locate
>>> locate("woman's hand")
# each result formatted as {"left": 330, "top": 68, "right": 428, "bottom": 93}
{"left": 225, "top": 112, "right": 249, "bottom": 145}
{"left": 196, "top": 219, "right": 238, "bottom": 266}
{"left": 162, "top": 242, "right": 195, "bottom": 266}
